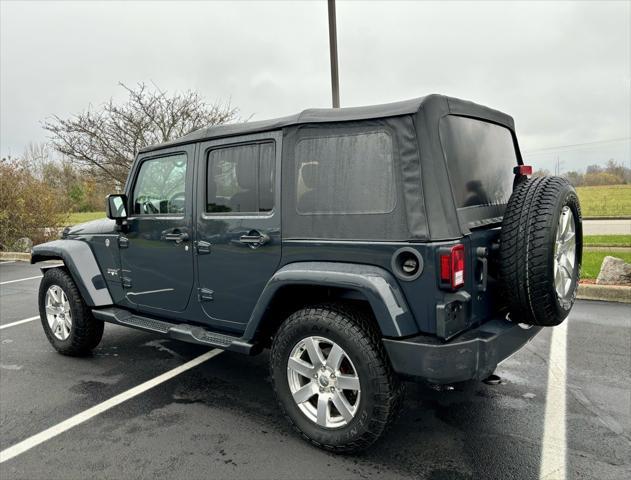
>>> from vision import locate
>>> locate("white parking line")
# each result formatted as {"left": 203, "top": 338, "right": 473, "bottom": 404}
{"left": 0, "top": 316, "right": 39, "bottom": 330}
{"left": 0, "top": 261, "right": 16, "bottom": 265}
{"left": 0, "top": 275, "right": 43, "bottom": 286}
{"left": 0, "top": 348, "right": 223, "bottom": 464}
{"left": 540, "top": 321, "right": 568, "bottom": 480}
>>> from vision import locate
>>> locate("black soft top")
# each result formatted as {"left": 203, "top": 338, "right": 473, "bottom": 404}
{"left": 137, "top": 94, "right": 521, "bottom": 242}
{"left": 140, "top": 94, "right": 515, "bottom": 153}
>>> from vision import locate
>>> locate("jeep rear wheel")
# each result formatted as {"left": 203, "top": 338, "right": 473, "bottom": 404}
{"left": 38, "top": 268, "right": 104, "bottom": 356}
{"left": 500, "top": 176, "right": 583, "bottom": 326}
{"left": 270, "top": 304, "right": 403, "bottom": 452}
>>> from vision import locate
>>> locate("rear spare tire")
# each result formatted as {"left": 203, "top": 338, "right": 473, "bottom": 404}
{"left": 500, "top": 176, "right": 582, "bottom": 326}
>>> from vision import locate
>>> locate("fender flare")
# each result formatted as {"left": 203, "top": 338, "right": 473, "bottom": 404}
{"left": 31, "top": 239, "right": 113, "bottom": 307}
{"left": 243, "top": 262, "right": 418, "bottom": 340}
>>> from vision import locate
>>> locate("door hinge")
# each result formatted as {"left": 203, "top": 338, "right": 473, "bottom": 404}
{"left": 197, "top": 240, "right": 211, "bottom": 255}
{"left": 122, "top": 277, "right": 132, "bottom": 289}
{"left": 197, "top": 287, "right": 214, "bottom": 302}
{"left": 119, "top": 236, "right": 129, "bottom": 249}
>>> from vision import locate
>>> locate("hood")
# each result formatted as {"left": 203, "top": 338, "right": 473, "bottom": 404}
{"left": 64, "top": 218, "right": 116, "bottom": 237}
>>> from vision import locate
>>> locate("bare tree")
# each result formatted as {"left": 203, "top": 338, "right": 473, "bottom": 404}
{"left": 44, "top": 82, "right": 239, "bottom": 184}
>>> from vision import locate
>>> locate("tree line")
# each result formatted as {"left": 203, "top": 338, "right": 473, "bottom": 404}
{"left": 534, "top": 159, "right": 631, "bottom": 186}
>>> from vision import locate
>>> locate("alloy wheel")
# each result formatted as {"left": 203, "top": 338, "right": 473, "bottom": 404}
{"left": 45, "top": 284, "right": 72, "bottom": 340}
{"left": 287, "top": 336, "right": 361, "bottom": 429}
{"left": 554, "top": 206, "right": 577, "bottom": 301}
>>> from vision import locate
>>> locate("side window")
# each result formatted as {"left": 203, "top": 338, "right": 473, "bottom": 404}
{"left": 207, "top": 142, "right": 275, "bottom": 214}
{"left": 132, "top": 153, "right": 187, "bottom": 215}
{"left": 295, "top": 131, "right": 395, "bottom": 214}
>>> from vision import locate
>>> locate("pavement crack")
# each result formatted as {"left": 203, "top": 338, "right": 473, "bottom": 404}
{"left": 568, "top": 384, "right": 631, "bottom": 446}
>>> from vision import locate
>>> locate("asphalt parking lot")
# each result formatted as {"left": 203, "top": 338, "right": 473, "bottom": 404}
{"left": 0, "top": 261, "right": 629, "bottom": 480}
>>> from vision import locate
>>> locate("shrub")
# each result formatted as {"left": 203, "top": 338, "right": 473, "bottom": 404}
{"left": 583, "top": 171, "right": 624, "bottom": 186}
{"left": 0, "top": 159, "right": 68, "bottom": 250}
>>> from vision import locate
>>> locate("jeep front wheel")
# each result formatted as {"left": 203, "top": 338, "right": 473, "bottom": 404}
{"left": 270, "top": 304, "right": 403, "bottom": 452}
{"left": 39, "top": 268, "right": 104, "bottom": 356}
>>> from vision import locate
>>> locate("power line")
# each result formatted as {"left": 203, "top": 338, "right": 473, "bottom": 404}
{"left": 523, "top": 137, "right": 631, "bottom": 155}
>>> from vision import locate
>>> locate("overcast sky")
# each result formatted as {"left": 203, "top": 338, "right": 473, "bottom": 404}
{"left": 1, "top": 0, "right": 629, "bottom": 172}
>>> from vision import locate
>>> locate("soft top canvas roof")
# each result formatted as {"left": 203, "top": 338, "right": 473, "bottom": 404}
{"left": 140, "top": 94, "right": 515, "bottom": 153}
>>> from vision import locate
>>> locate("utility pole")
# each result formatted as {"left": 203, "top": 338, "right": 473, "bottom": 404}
{"left": 328, "top": 0, "right": 340, "bottom": 108}
{"left": 555, "top": 155, "right": 563, "bottom": 176}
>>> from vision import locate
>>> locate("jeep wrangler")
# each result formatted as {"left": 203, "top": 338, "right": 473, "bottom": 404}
{"left": 32, "top": 94, "right": 582, "bottom": 452}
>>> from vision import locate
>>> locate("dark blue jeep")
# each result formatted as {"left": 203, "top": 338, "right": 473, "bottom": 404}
{"left": 32, "top": 94, "right": 582, "bottom": 452}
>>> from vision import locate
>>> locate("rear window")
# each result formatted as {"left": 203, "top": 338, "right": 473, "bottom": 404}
{"left": 207, "top": 142, "right": 275, "bottom": 214}
{"left": 440, "top": 116, "right": 517, "bottom": 209}
{"left": 294, "top": 131, "right": 395, "bottom": 215}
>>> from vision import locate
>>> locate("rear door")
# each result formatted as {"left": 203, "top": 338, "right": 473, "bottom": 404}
{"left": 195, "top": 132, "right": 282, "bottom": 329}
{"left": 120, "top": 145, "right": 195, "bottom": 313}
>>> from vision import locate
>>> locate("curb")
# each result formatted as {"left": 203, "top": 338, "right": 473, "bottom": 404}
{"left": 0, "top": 252, "right": 31, "bottom": 262}
{"left": 577, "top": 284, "right": 631, "bottom": 304}
{"left": 583, "top": 216, "right": 631, "bottom": 221}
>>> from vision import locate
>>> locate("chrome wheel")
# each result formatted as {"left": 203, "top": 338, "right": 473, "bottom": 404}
{"left": 287, "top": 336, "right": 361, "bottom": 429}
{"left": 45, "top": 285, "right": 72, "bottom": 340}
{"left": 554, "top": 206, "right": 577, "bottom": 301}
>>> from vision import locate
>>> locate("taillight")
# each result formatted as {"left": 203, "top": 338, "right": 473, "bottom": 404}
{"left": 439, "top": 244, "right": 465, "bottom": 289}
{"left": 513, "top": 165, "right": 533, "bottom": 176}
{"left": 440, "top": 255, "right": 451, "bottom": 282}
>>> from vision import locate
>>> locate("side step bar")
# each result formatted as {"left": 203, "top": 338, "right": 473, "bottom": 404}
{"left": 92, "top": 307, "right": 256, "bottom": 355}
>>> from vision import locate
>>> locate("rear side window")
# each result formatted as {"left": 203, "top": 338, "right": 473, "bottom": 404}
{"left": 295, "top": 131, "right": 395, "bottom": 214}
{"left": 440, "top": 116, "right": 517, "bottom": 209}
{"left": 207, "top": 142, "right": 275, "bottom": 214}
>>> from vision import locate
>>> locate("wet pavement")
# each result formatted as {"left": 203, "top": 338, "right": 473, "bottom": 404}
{"left": 1, "top": 261, "right": 629, "bottom": 479}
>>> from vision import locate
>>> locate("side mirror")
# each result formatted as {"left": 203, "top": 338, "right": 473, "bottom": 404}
{"left": 106, "top": 194, "right": 128, "bottom": 222}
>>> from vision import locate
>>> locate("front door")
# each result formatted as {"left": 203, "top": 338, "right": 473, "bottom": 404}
{"left": 195, "top": 132, "right": 282, "bottom": 329}
{"left": 120, "top": 145, "right": 195, "bottom": 313}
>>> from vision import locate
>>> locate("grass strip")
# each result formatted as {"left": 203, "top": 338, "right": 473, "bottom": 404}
{"left": 581, "top": 250, "right": 631, "bottom": 279}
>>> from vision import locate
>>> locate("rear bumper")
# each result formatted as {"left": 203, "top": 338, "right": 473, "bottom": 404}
{"left": 382, "top": 319, "right": 542, "bottom": 384}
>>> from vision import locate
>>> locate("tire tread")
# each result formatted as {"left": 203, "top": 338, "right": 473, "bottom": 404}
{"left": 500, "top": 176, "right": 582, "bottom": 326}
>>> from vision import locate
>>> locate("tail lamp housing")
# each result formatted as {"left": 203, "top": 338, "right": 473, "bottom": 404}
{"left": 439, "top": 244, "right": 465, "bottom": 290}
{"left": 513, "top": 165, "right": 533, "bottom": 176}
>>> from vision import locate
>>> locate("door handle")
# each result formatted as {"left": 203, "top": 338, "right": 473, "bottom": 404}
{"left": 197, "top": 240, "right": 211, "bottom": 254}
{"left": 239, "top": 231, "right": 270, "bottom": 248}
{"left": 163, "top": 231, "right": 190, "bottom": 244}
